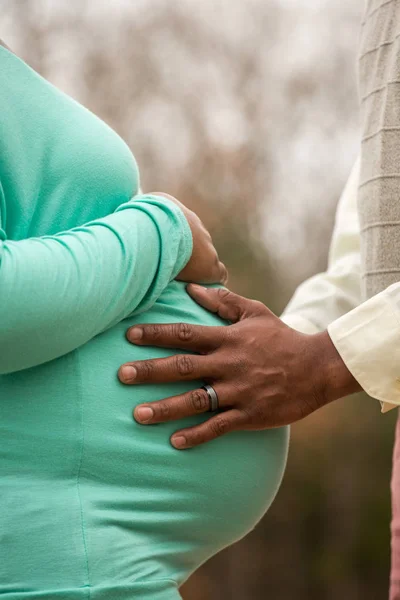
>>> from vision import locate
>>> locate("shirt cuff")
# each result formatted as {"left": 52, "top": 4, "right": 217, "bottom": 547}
{"left": 116, "top": 193, "right": 193, "bottom": 279}
{"left": 280, "top": 313, "right": 321, "bottom": 335}
{"left": 328, "top": 292, "right": 400, "bottom": 413}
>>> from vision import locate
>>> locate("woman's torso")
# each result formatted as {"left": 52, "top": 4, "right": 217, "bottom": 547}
{"left": 0, "top": 47, "right": 289, "bottom": 598}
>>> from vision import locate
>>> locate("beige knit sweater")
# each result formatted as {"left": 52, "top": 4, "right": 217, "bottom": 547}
{"left": 359, "top": 0, "right": 400, "bottom": 298}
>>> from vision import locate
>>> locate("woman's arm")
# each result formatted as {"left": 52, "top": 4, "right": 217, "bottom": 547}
{"left": 0, "top": 40, "right": 226, "bottom": 375}
{"left": 0, "top": 193, "right": 192, "bottom": 374}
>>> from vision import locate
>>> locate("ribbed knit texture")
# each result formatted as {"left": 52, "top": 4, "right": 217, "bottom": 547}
{"left": 359, "top": 0, "right": 400, "bottom": 298}
{"left": 359, "top": 9, "right": 400, "bottom": 598}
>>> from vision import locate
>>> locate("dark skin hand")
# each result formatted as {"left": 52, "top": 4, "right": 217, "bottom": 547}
{"left": 149, "top": 192, "right": 227, "bottom": 285}
{"left": 118, "top": 286, "right": 361, "bottom": 449}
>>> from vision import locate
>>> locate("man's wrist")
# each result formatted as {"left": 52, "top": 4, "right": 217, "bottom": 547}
{"left": 312, "top": 330, "right": 362, "bottom": 406}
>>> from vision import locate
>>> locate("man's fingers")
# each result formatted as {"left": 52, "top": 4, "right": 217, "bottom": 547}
{"left": 170, "top": 409, "right": 247, "bottom": 449}
{"left": 186, "top": 285, "right": 265, "bottom": 323}
{"left": 133, "top": 384, "right": 226, "bottom": 424}
{"left": 118, "top": 354, "right": 218, "bottom": 385}
{"left": 126, "top": 322, "right": 226, "bottom": 352}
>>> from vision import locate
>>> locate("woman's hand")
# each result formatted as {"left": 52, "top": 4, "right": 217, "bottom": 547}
{"left": 149, "top": 192, "right": 227, "bottom": 284}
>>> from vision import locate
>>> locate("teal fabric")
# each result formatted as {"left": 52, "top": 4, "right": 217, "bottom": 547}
{"left": 0, "top": 47, "right": 289, "bottom": 599}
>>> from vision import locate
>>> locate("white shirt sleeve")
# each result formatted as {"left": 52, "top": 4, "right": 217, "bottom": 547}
{"left": 328, "top": 285, "right": 400, "bottom": 412}
{"left": 281, "top": 156, "right": 399, "bottom": 412}
{"left": 281, "top": 157, "right": 362, "bottom": 332}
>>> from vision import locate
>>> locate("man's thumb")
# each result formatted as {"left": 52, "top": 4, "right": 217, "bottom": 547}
{"left": 186, "top": 285, "right": 254, "bottom": 323}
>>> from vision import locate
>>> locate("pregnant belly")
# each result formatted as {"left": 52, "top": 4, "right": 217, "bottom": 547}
{"left": 0, "top": 282, "right": 288, "bottom": 591}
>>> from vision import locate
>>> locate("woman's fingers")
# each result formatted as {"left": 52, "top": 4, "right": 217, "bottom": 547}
{"left": 133, "top": 384, "right": 226, "bottom": 425}
{"left": 126, "top": 322, "right": 227, "bottom": 353}
{"left": 118, "top": 353, "right": 219, "bottom": 385}
{"left": 170, "top": 409, "right": 247, "bottom": 449}
{"left": 153, "top": 191, "right": 226, "bottom": 285}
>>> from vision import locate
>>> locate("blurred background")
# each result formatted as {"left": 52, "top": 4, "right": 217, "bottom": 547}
{"left": 2, "top": 0, "right": 398, "bottom": 598}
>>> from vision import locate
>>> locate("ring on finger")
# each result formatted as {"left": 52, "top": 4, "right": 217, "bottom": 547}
{"left": 202, "top": 384, "right": 219, "bottom": 412}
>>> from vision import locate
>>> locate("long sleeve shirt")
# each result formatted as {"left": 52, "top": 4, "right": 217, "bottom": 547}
{"left": 281, "top": 157, "right": 400, "bottom": 413}
{"left": 0, "top": 44, "right": 193, "bottom": 374}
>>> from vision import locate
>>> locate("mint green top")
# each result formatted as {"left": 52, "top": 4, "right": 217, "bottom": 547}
{"left": 0, "top": 47, "right": 288, "bottom": 600}
{"left": 0, "top": 46, "right": 192, "bottom": 374}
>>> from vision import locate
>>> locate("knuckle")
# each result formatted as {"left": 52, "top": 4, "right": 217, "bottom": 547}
{"left": 139, "top": 360, "right": 154, "bottom": 380}
{"left": 251, "top": 300, "right": 264, "bottom": 312}
{"left": 217, "top": 288, "right": 232, "bottom": 302}
{"left": 173, "top": 322, "right": 194, "bottom": 343}
{"left": 217, "top": 289, "right": 242, "bottom": 321}
{"left": 232, "top": 353, "right": 248, "bottom": 374}
{"left": 188, "top": 389, "right": 209, "bottom": 413}
{"left": 158, "top": 402, "right": 171, "bottom": 419}
{"left": 188, "top": 429, "right": 204, "bottom": 446}
{"left": 210, "top": 417, "right": 229, "bottom": 437}
{"left": 224, "top": 325, "right": 239, "bottom": 343}
{"left": 147, "top": 324, "right": 163, "bottom": 339}
{"left": 175, "top": 355, "right": 195, "bottom": 376}
{"left": 247, "top": 403, "right": 267, "bottom": 425}
{"left": 250, "top": 300, "right": 268, "bottom": 315}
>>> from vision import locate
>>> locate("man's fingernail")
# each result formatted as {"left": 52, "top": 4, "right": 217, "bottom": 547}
{"left": 135, "top": 406, "right": 154, "bottom": 423}
{"left": 120, "top": 365, "right": 137, "bottom": 382}
{"left": 128, "top": 328, "right": 143, "bottom": 342}
{"left": 189, "top": 284, "right": 206, "bottom": 292}
{"left": 171, "top": 435, "right": 187, "bottom": 449}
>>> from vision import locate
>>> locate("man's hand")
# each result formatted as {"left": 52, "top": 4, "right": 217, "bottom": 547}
{"left": 150, "top": 192, "right": 227, "bottom": 284}
{"left": 118, "top": 286, "right": 361, "bottom": 449}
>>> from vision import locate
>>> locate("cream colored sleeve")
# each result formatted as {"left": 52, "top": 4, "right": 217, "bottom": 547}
{"left": 281, "top": 157, "right": 362, "bottom": 332}
{"left": 328, "top": 284, "right": 400, "bottom": 412}
{"left": 281, "top": 156, "right": 400, "bottom": 412}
